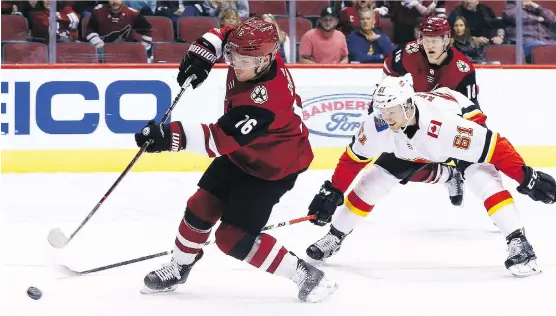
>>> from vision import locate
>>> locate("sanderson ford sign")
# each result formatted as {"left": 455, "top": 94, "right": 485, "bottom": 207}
{"left": 301, "top": 93, "right": 373, "bottom": 138}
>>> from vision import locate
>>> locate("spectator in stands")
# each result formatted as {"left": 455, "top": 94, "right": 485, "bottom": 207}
{"left": 299, "top": 6, "right": 348, "bottom": 64}
{"left": 390, "top": 0, "right": 444, "bottom": 45}
{"left": 219, "top": 8, "right": 240, "bottom": 27}
{"left": 346, "top": 7, "right": 394, "bottom": 63}
{"left": 338, "top": 1, "right": 385, "bottom": 36}
{"left": 86, "top": 0, "right": 152, "bottom": 60}
{"left": 31, "top": 0, "right": 80, "bottom": 43}
{"left": 262, "top": 13, "right": 292, "bottom": 63}
{"left": 452, "top": 16, "right": 486, "bottom": 63}
{"left": 448, "top": 0, "right": 505, "bottom": 46}
{"left": 124, "top": 1, "right": 155, "bottom": 16}
{"left": 503, "top": 0, "right": 556, "bottom": 62}
{"left": 202, "top": 0, "right": 248, "bottom": 18}
{"left": 155, "top": 1, "right": 204, "bottom": 17}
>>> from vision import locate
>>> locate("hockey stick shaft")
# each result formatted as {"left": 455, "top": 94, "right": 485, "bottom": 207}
{"left": 63, "top": 214, "right": 316, "bottom": 275}
{"left": 49, "top": 77, "right": 194, "bottom": 248}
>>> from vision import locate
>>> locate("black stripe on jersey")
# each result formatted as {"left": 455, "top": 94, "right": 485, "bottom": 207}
{"left": 461, "top": 103, "right": 482, "bottom": 117}
{"left": 390, "top": 47, "right": 407, "bottom": 76}
{"left": 217, "top": 105, "right": 275, "bottom": 147}
{"left": 348, "top": 136, "right": 371, "bottom": 161}
{"left": 478, "top": 129, "right": 493, "bottom": 163}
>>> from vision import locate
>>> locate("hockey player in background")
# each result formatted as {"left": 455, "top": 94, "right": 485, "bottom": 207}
{"left": 134, "top": 18, "right": 337, "bottom": 303}
{"left": 305, "top": 74, "right": 555, "bottom": 277}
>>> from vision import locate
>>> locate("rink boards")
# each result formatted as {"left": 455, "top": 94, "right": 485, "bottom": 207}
{"left": 1, "top": 65, "right": 555, "bottom": 173}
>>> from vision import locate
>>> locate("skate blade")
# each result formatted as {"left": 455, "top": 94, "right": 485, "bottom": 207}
{"left": 140, "top": 285, "right": 178, "bottom": 294}
{"left": 305, "top": 256, "right": 327, "bottom": 266}
{"left": 508, "top": 260, "right": 542, "bottom": 278}
{"left": 304, "top": 277, "right": 338, "bottom": 303}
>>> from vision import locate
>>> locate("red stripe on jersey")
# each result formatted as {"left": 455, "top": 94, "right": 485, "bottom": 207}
{"left": 484, "top": 190, "right": 513, "bottom": 211}
{"left": 201, "top": 124, "right": 216, "bottom": 157}
{"left": 178, "top": 219, "right": 210, "bottom": 244}
{"left": 248, "top": 234, "right": 276, "bottom": 268}
{"left": 266, "top": 247, "right": 288, "bottom": 274}
{"left": 175, "top": 238, "right": 201, "bottom": 254}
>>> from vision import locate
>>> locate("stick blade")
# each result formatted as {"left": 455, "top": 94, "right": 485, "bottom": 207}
{"left": 47, "top": 228, "right": 69, "bottom": 248}
{"left": 54, "top": 265, "right": 81, "bottom": 277}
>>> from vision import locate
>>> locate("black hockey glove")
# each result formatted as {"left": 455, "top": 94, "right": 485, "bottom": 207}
{"left": 134, "top": 120, "right": 186, "bottom": 153}
{"left": 308, "top": 181, "right": 344, "bottom": 226}
{"left": 177, "top": 38, "right": 217, "bottom": 88}
{"left": 516, "top": 166, "right": 556, "bottom": 204}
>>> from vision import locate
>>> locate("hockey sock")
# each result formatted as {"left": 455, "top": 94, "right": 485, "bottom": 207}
{"left": 465, "top": 164, "right": 523, "bottom": 238}
{"left": 173, "top": 189, "right": 222, "bottom": 265}
{"left": 332, "top": 191, "right": 374, "bottom": 235}
{"left": 243, "top": 233, "right": 298, "bottom": 278}
{"left": 484, "top": 190, "right": 522, "bottom": 237}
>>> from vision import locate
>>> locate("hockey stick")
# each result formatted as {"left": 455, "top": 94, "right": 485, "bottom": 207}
{"left": 47, "top": 76, "right": 195, "bottom": 249}
{"left": 56, "top": 214, "right": 316, "bottom": 276}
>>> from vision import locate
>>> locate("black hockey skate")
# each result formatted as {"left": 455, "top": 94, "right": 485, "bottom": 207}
{"left": 141, "top": 251, "right": 203, "bottom": 294}
{"left": 445, "top": 167, "right": 464, "bottom": 206}
{"left": 504, "top": 230, "right": 541, "bottom": 277}
{"left": 291, "top": 257, "right": 338, "bottom": 303}
{"left": 306, "top": 225, "right": 350, "bottom": 262}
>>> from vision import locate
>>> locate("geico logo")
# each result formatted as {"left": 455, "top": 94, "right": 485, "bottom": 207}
{"left": 1, "top": 80, "right": 171, "bottom": 135}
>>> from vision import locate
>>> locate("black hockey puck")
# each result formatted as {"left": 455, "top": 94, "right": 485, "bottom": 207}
{"left": 27, "top": 286, "right": 42, "bottom": 300}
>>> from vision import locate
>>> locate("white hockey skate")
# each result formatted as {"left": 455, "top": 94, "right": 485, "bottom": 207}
{"left": 306, "top": 225, "right": 349, "bottom": 262}
{"left": 445, "top": 167, "right": 464, "bottom": 206}
{"left": 291, "top": 258, "right": 338, "bottom": 303}
{"left": 505, "top": 231, "right": 542, "bottom": 277}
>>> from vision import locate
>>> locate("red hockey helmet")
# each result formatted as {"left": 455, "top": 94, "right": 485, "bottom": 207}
{"left": 224, "top": 17, "right": 279, "bottom": 70}
{"left": 419, "top": 16, "right": 451, "bottom": 38}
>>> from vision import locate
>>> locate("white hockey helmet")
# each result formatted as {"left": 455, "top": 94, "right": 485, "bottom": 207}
{"left": 372, "top": 73, "right": 415, "bottom": 110}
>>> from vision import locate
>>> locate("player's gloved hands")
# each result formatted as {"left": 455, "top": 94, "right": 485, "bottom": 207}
{"left": 517, "top": 166, "right": 556, "bottom": 204}
{"left": 177, "top": 38, "right": 217, "bottom": 88}
{"left": 308, "top": 181, "right": 344, "bottom": 226}
{"left": 134, "top": 120, "right": 186, "bottom": 153}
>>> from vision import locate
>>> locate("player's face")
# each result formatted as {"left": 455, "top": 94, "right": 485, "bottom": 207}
{"left": 376, "top": 105, "right": 407, "bottom": 131}
{"left": 227, "top": 52, "right": 270, "bottom": 82}
{"left": 421, "top": 36, "right": 445, "bottom": 61}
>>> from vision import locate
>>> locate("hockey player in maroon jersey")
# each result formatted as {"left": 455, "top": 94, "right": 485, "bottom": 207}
{"left": 133, "top": 18, "right": 337, "bottom": 303}
{"left": 384, "top": 16, "right": 482, "bottom": 122}
{"left": 85, "top": 0, "right": 152, "bottom": 56}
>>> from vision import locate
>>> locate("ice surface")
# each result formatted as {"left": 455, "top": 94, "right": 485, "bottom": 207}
{"left": 1, "top": 169, "right": 555, "bottom": 316}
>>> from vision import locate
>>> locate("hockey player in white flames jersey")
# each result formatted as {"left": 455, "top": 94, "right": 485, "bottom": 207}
{"left": 305, "top": 74, "right": 556, "bottom": 277}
